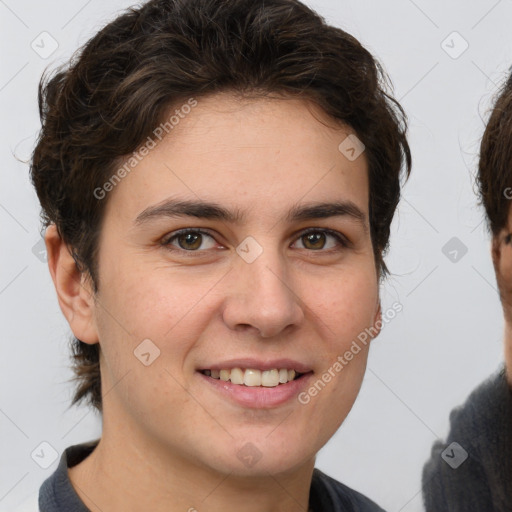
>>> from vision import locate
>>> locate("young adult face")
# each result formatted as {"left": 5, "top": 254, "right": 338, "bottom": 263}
{"left": 48, "top": 93, "right": 380, "bottom": 479}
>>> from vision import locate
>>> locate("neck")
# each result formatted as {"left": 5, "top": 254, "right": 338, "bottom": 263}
{"left": 68, "top": 417, "right": 315, "bottom": 512}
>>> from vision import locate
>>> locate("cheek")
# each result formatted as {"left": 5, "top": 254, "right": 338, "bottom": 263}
{"left": 308, "top": 267, "right": 379, "bottom": 348}
{"left": 100, "top": 255, "right": 217, "bottom": 334}
{"left": 94, "top": 256, "right": 228, "bottom": 382}
{"left": 296, "top": 269, "right": 377, "bottom": 431}
{"left": 93, "top": 263, "right": 210, "bottom": 420}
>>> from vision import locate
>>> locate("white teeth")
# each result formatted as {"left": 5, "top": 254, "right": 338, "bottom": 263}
{"left": 261, "top": 369, "right": 279, "bottom": 387}
{"left": 244, "top": 369, "right": 261, "bottom": 386}
{"left": 203, "top": 367, "right": 303, "bottom": 387}
{"left": 230, "top": 367, "right": 244, "bottom": 385}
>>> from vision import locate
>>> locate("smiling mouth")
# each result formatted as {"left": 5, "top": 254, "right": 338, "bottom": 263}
{"left": 199, "top": 368, "right": 309, "bottom": 387}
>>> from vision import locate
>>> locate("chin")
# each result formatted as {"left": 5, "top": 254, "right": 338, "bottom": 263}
{"left": 216, "top": 452, "right": 311, "bottom": 479}
{"left": 208, "top": 431, "right": 314, "bottom": 478}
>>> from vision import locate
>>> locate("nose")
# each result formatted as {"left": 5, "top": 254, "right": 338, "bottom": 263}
{"left": 221, "top": 245, "right": 304, "bottom": 338}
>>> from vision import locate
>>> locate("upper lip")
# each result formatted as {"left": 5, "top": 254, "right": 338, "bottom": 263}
{"left": 198, "top": 358, "right": 313, "bottom": 373}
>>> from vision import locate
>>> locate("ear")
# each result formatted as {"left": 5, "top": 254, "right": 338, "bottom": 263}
{"left": 491, "top": 234, "right": 503, "bottom": 272}
{"left": 45, "top": 224, "right": 99, "bottom": 345}
{"left": 491, "top": 230, "right": 512, "bottom": 325}
{"left": 371, "top": 300, "right": 382, "bottom": 339}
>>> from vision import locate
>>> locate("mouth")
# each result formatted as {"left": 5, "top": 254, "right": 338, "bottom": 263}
{"left": 199, "top": 368, "right": 309, "bottom": 387}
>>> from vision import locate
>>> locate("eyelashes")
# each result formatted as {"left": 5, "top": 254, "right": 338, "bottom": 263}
{"left": 301, "top": 229, "right": 349, "bottom": 250}
{"left": 161, "top": 227, "right": 350, "bottom": 255}
{"left": 162, "top": 229, "right": 218, "bottom": 252}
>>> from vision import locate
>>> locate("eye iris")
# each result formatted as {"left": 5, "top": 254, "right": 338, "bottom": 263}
{"left": 303, "top": 232, "right": 325, "bottom": 250}
{"left": 178, "top": 232, "right": 202, "bottom": 250}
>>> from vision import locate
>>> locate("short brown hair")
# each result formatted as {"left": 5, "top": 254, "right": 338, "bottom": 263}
{"left": 30, "top": 0, "right": 411, "bottom": 412}
{"left": 478, "top": 74, "right": 512, "bottom": 235}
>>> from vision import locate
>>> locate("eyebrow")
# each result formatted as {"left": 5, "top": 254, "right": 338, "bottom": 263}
{"left": 134, "top": 198, "right": 367, "bottom": 230}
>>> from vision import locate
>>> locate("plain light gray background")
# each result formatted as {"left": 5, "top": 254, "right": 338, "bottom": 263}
{"left": 1, "top": 0, "right": 510, "bottom": 510}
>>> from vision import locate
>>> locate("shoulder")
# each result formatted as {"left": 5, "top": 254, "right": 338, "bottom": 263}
{"left": 311, "top": 468, "right": 386, "bottom": 512}
{"left": 438, "top": 366, "right": 512, "bottom": 449}
{"left": 38, "top": 439, "right": 99, "bottom": 512}
{"left": 422, "top": 366, "right": 512, "bottom": 511}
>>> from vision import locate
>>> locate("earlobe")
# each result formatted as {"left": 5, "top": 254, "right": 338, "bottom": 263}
{"left": 372, "top": 301, "right": 383, "bottom": 339}
{"left": 45, "top": 224, "right": 99, "bottom": 345}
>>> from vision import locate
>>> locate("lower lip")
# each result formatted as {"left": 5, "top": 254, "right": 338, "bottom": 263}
{"left": 197, "top": 371, "right": 314, "bottom": 408}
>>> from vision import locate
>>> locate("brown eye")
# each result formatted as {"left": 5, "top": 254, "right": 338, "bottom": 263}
{"left": 293, "top": 229, "right": 347, "bottom": 251}
{"left": 177, "top": 232, "right": 203, "bottom": 250}
{"left": 163, "top": 229, "right": 218, "bottom": 251}
{"left": 302, "top": 232, "right": 326, "bottom": 250}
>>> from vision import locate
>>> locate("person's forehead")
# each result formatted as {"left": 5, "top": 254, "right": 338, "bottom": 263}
{"left": 161, "top": 92, "right": 351, "bottom": 146}
{"left": 104, "top": 93, "right": 370, "bottom": 223}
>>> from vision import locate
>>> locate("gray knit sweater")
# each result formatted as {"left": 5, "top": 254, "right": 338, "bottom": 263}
{"left": 422, "top": 365, "right": 512, "bottom": 511}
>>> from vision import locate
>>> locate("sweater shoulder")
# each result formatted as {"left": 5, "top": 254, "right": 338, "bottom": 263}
{"left": 422, "top": 366, "right": 512, "bottom": 511}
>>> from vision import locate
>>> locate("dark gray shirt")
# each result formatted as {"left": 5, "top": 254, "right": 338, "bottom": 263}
{"left": 422, "top": 365, "right": 512, "bottom": 511}
{"left": 39, "top": 440, "right": 385, "bottom": 511}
